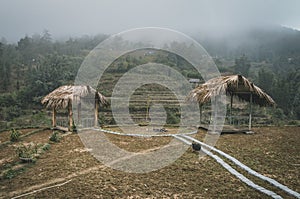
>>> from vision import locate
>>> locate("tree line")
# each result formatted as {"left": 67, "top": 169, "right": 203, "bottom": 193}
{"left": 0, "top": 28, "right": 299, "bottom": 123}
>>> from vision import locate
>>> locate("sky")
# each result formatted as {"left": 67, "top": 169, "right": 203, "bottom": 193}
{"left": 0, "top": 0, "right": 300, "bottom": 43}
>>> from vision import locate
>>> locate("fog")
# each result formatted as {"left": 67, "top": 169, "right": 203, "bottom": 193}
{"left": 1, "top": 0, "right": 300, "bottom": 42}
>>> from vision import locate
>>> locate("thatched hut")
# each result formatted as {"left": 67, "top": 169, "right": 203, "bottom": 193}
{"left": 187, "top": 75, "right": 275, "bottom": 130}
{"left": 42, "top": 85, "right": 108, "bottom": 130}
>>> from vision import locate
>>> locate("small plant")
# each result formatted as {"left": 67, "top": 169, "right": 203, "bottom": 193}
{"left": 49, "top": 131, "right": 60, "bottom": 142}
{"left": 42, "top": 143, "right": 51, "bottom": 151}
{"left": 10, "top": 129, "right": 21, "bottom": 142}
{"left": 3, "top": 169, "right": 17, "bottom": 179}
{"left": 16, "top": 143, "right": 38, "bottom": 162}
{"left": 3, "top": 168, "right": 25, "bottom": 179}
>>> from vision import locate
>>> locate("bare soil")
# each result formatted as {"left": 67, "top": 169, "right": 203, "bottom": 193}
{"left": 0, "top": 126, "right": 299, "bottom": 198}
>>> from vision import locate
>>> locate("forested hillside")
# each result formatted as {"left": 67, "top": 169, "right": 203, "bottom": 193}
{"left": 198, "top": 26, "right": 300, "bottom": 119}
{"left": 0, "top": 26, "right": 299, "bottom": 128}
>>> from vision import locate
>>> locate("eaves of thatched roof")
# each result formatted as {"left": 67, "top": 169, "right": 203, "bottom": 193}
{"left": 187, "top": 75, "right": 275, "bottom": 107}
{"left": 41, "top": 85, "right": 108, "bottom": 109}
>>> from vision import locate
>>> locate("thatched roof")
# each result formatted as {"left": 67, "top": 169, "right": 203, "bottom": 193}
{"left": 187, "top": 75, "right": 275, "bottom": 107}
{"left": 41, "top": 85, "right": 108, "bottom": 109}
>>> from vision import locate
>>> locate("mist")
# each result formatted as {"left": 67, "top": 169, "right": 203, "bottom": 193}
{"left": 0, "top": 0, "right": 300, "bottom": 43}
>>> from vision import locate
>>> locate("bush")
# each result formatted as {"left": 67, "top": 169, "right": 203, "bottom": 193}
{"left": 42, "top": 143, "right": 51, "bottom": 151}
{"left": 49, "top": 131, "right": 60, "bottom": 142}
{"left": 10, "top": 129, "right": 21, "bottom": 142}
{"left": 1, "top": 105, "right": 23, "bottom": 121}
{"left": 3, "top": 168, "right": 25, "bottom": 179}
{"left": 16, "top": 143, "right": 38, "bottom": 161}
{"left": 3, "top": 169, "right": 17, "bottom": 179}
{"left": 166, "top": 111, "right": 180, "bottom": 125}
{"left": 287, "top": 120, "right": 300, "bottom": 126}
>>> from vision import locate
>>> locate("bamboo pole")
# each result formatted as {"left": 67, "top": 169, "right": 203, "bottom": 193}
{"left": 213, "top": 96, "right": 218, "bottom": 133}
{"left": 249, "top": 93, "right": 253, "bottom": 130}
{"left": 77, "top": 102, "right": 81, "bottom": 125}
{"left": 52, "top": 107, "right": 56, "bottom": 127}
{"left": 200, "top": 105, "right": 202, "bottom": 125}
{"left": 229, "top": 93, "right": 233, "bottom": 125}
{"left": 68, "top": 100, "right": 73, "bottom": 131}
{"left": 94, "top": 97, "right": 99, "bottom": 127}
{"left": 230, "top": 93, "right": 233, "bottom": 125}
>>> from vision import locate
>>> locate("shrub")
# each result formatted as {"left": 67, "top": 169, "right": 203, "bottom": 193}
{"left": 1, "top": 105, "right": 23, "bottom": 121}
{"left": 3, "top": 168, "right": 25, "bottom": 179}
{"left": 10, "top": 129, "right": 21, "bottom": 142}
{"left": 49, "top": 131, "right": 60, "bottom": 142}
{"left": 166, "top": 111, "right": 180, "bottom": 125}
{"left": 16, "top": 143, "right": 38, "bottom": 162}
{"left": 42, "top": 143, "right": 51, "bottom": 151}
{"left": 3, "top": 169, "right": 16, "bottom": 179}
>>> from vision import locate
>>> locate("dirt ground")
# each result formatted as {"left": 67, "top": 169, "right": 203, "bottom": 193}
{"left": 0, "top": 126, "right": 299, "bottom": 198}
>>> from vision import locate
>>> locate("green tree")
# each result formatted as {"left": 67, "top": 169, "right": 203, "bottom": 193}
{"left": 257, "top": 68, "right": 274, "bottom": 94}
{"left": 272, "top": 69, "right": 300, "bottom": 119}
{"left": 234, "top": 55, "right": 251, "bottom": 77}
{"left": 0, "top": 44, "right": 20, "bottom": 91}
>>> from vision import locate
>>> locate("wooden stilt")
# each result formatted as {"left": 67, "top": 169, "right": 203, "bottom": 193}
{"left": 68, "top": 100, "right": 73, "bottom": 131}
{"left": 77, "top": 102, "right": 81, "bottom": 125}
{"left": 249, "top": 93, "right": 253, "bottom": 130}
{"left": 213, "top": 96, "right": 218, "bottom": 133}
{"left": 230, "top": 93, "right": 233, "bottom": 125}
{"left": 94, "top": 97, "right": 99, "bottom": 127}
{"left": 200, "top": 105, "right": 202, "bottom": 125}
{"left": 52, "top": 107, "right": 56, "bottom": 127}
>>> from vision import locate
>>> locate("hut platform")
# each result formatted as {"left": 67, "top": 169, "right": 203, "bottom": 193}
{"left": 198, "top": 125, "right": 254, "bottom": 134}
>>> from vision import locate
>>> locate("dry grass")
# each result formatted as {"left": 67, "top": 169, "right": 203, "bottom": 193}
{"left": 187, "top": 75, "right": 275, "bottom": 107}
{"left": 41, "top": 85, "right": 108, "bottom": 109}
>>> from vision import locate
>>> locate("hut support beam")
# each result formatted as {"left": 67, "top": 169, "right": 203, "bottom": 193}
{"left": 200, "top": 105, "right": 202, "bottom": 125}
{"left": 77, "top": 102, "right": 81, "bottom": 125}
{"left": 249, "top": 93, "right": 253, "bottom": 130}
{"left": 68, "top": 101, "right": 73, "bottom": 131}
{"left": 94, "top": 98, "right": 99, "bottom": 127}
{"left": 230, "top": 93, "right": 233, "bottom": 125}
{"left": 52, "top": 107, "right": 57, "bottom": 127}
{"left": 213, "top": 96, "right": 218, "bottom": 132}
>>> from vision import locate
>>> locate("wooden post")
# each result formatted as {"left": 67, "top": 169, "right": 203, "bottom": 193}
{"left": 68, "top": 100, "right": 73, "bottom": 131}
{"left": 249, "top": 93, "right": 253, "bottom": 130}
{"left": 213, "top": 96, "right": 218, "bottom": 133}
{"left": 230, "top": 93, "right": 233, "bottom": 125}
{"left": 94, "top": 97, "right": 99, "bottom": 127}
{"left": 77, "top": 102, "right": 81, "bottom": 125}
{"left": 52, "top": 107, "right": 56, "bottom": 127}
{"left": 200, "top": 105, "right": 202, "bottom": 125}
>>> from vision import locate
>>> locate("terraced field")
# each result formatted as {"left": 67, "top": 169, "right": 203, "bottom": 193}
{"left": 0, "top": 126, "right": 299, "bottom": 198}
